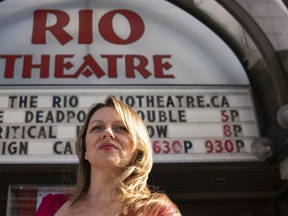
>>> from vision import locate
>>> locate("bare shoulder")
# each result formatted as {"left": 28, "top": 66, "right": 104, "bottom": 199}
{"left": 54, "top": 200, "right": 73, "bottom": 216}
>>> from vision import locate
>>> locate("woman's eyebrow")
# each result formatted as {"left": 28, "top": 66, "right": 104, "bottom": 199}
{"left": 114, "top": 121, "right": 124, "bottom": 124}
{"left": 88, "top": 120, "right": 103, "bottom": 126}
{"left": 88, "top": 120, "right": 124, "bottom": 126}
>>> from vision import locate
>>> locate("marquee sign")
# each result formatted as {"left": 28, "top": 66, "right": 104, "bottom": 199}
{"left": 0, "top": 1, "right": 258, "bottom": 163}
{"left": 0, "top": 88, "right": 260, "bottom": 163}
{"left": 0, "top": 0, "right": 249, "bottom": 86}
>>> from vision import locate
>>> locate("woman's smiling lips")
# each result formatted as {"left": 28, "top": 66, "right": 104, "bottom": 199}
{"left": 98, "top": 143, "right": 118, "bottom": 150}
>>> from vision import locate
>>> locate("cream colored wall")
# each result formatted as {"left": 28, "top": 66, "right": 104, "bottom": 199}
{"left": 236, "top": 0, "right": 288, "bottom": 51}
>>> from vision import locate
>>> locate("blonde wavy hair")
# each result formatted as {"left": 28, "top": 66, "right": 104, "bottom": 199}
{"left": 71, "top": 96, "right": 181, "bottom": 215}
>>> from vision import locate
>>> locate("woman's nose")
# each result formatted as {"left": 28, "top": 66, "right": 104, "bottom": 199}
{"left": 102, "top": 127, "right": 115, "bottom": 139}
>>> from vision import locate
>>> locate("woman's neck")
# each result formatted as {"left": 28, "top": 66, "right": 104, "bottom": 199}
{"left": 87, "top": 166, "right": 122, "bottom": 204}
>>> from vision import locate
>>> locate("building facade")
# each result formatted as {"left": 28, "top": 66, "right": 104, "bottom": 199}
{"left": 0, "top": 0, "right": 288, "bottom": 215}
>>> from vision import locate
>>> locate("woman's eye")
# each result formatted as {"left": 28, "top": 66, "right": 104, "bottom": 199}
{"left": 91, "top": 125, "right": 104, "bottom": 132}
{"left": 114, "top": 126, "right": 128, "bottom": 133}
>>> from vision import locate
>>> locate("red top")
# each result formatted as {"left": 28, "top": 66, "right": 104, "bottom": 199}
{"left": 35, "top": 193, "right": 177, "bottom": 216}
{"left": 35, "top": 194, "right": 68, "bottom": 216}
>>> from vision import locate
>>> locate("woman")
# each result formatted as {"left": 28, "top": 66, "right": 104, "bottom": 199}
{"left": 35, "top": 96, "right": 181, "bottom": 216}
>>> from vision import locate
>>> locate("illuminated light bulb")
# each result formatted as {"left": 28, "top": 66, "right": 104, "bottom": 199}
{"left": 277, "top": 104, "right": 288, "bottom": 129}
{"left": 251, "top": 137, "right": 275, "bottom": 160}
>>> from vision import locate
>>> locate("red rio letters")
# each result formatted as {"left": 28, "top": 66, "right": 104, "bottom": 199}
{"left": 31, "top": 9, "right": 145, "bottom": 45}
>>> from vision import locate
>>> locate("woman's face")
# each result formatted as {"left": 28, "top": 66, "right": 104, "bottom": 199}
{"left": 85, "top": 107, "right": 134, "bottom": 168}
